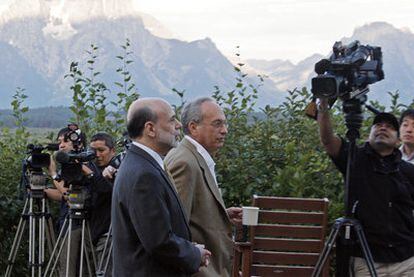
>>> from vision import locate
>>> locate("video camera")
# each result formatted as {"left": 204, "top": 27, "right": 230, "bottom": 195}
{"left": 311, "top": 40, "right": 384, "bottom": 102}
{"left": 24, "top": 143, "right": 59, "bottom": 192}
{"left": 54, "top": 149, "right": 96, "bottom": 186}
{"left": 109, "top": 132, "right": 132, "bottom": 171}
{"left": 26, "top": 143, "right": 59, "bottom": 170}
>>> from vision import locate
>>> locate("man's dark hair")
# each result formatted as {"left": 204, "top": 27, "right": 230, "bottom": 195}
{"left": 56, "top": 126, "right": 87, "bottom": 147}
{"left": 91, "top": 132, "right": 115, "bottom": 149}
{"left": 400, "top": 109, "right": 414, "bottom": 124}
{"left": 127, "top": 106, "right": 158, "bottom": 139}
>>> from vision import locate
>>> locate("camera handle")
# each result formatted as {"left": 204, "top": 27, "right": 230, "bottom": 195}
{"left": 312, "top": 98, "right": 378, "bottom": 277}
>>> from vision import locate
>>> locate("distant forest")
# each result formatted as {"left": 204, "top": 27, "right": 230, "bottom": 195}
{"left": 0, "top": 106, "right": 72, "bottom": 128}
{"left": 0, "top": 106, "right": 268, "bottom": 128}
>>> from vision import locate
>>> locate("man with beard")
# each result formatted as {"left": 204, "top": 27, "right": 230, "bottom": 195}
{"left": 112, "top": 98, "right": 211, "bottom": 276}
{"left": 317, "top": 99, "right": 414, "bottom": 276}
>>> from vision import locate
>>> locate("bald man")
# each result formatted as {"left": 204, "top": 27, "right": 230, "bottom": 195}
{"left": 111, "top": 98, "right": 211, "bottom": 277}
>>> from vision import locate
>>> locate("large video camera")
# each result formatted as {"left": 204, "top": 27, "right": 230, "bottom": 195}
{"left": 24, "top": 143, "right": 59, "bottom": 192}
{"left": 311, "top": 40, "right": 384, "bottom": 101}
{"left": 54, "top": 148, "right": 96, "bottom": 210}
{"left": 54, "top": 148, "right": 96, "bottom": 186}
{"left": 26, "top": 143, "right": 59, "bottom": 170}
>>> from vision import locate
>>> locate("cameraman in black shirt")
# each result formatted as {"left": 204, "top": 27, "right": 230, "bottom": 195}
{"left": 47, "top": 128, "right": 116, "bottom": 276}
{"left": 317, "top": 99, "right": 414, "bottom": 276}
{"left": 46, "top": 125, "right": 89, "bottom": 277}
{"left": 86, "top": 132, "right": 116, "bottom": 275}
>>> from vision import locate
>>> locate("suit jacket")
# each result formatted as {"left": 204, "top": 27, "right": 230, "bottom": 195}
{"left": 111, "top": 144, "right": 201, "bottom": 277}
{"left": 165, "top": 138, "right": 233, "bottom": 277}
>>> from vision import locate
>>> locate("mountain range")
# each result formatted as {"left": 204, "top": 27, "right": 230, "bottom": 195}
{"left": 0, "top": 0, "right": 413, "bottom": 109}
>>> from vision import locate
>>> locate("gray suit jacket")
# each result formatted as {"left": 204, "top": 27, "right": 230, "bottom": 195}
{"left": 165, "top": 138, "right": 233, "bottom": 277}
{"left": 112, "top": 144, "right": 201, "bottom": 277}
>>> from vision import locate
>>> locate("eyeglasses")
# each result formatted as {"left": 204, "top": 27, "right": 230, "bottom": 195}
{"left": 210, "top": 120, "right": 228, "bottom": 129}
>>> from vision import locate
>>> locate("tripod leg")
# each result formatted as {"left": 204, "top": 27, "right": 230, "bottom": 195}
{"left": 86, "top": 221, "right": 97, "bottom": 272}
{"left": 44, "top": 217, "right": 69, "bottom": 277}
{"left": 29, "top": 197, "right": 35, "bottom": 277}
{"left": 5, "top": 198, "right": 29, "bottom": 277}
{"left": 79, "top": 220, "right": 85, "bottom": 277}
{"left": 65, "top": 218, "right": 73, "bottom": 277}
{"left": 97, "top": 224, "right": 111, "bottom": 274}
{"left": 354, "top": 225, "right": 378, "bottom": 277}
{"left": 102, "top": 240, "right": 113, "bottom": 277}
{"left": 312, "top": 219, "right": 343, "bottom": 277}
{"left": 79, "top": 220, "right": 97, "bottom": 277}
{"left": 38, "top": 198, "right": 46, "bottom": 277}
{"left": 78, "top": 220, "right": 92, "bottom": 277}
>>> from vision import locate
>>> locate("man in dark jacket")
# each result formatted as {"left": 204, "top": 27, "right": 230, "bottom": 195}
{"left": 111, "top": 97, "right": 211, "bottom": 276}
{"left": 317, "top": 99, "right": 414, "bottom": 276}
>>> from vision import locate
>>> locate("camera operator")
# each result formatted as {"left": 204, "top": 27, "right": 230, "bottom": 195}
{"left": 317, "top": 99, "right": 414, "bottom": 276}
{"left": 45, "top": 125, "right": 88, "bottom": 277}
{"left": 86, "top": 132, "right": 116, "bottom": 275}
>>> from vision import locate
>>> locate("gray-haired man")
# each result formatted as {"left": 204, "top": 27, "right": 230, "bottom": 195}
{"left": 165, "top": 97, "right": 242, "bottom": 277}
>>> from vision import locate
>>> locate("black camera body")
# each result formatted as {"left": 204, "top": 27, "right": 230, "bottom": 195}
{"left": 54, "top": 148, "right": 96, "bottom": 210}
{"left": 24, "top": 144, "right": 59, "bottom": 192}
{"left": 26, "top": 143, "right": 59, "bottom": 170}
{"left": 55, "top": 149, "right": 96, "bottom": 186}
{"left": 311, "top": 40, "right": 384, "bottom": 101}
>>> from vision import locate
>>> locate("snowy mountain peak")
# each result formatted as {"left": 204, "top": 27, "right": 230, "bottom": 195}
{"left": 0, "top": 0, "right": 174, "bottom": 39}
{"left": 0, "top": 0, "right": 136, "bottom": 23}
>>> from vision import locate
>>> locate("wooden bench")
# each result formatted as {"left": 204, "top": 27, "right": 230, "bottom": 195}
{"left": 233, "top": 195, "right": 330, "bottom": 277}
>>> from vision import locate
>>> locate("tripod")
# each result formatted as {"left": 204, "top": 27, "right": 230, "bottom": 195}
{"left": 43, "top": 185, "right": 97, "bottom": 277}
{"left": 312, "top": 98, "right": 378, "bottom": 277}
{"left": 5, "top": 173, "right": 56, "bottom": 277}
{"left": 95, "top": 224, "right": 112, "bottom": 277}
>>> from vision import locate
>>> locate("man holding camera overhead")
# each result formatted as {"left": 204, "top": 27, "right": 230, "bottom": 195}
{"left": 316, "top": 99, "right": 414, "bottom": 276}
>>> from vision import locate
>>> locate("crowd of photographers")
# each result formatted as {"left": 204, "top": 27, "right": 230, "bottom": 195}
{"left": 41, "top": 125, "right": 119, "bottom": 276}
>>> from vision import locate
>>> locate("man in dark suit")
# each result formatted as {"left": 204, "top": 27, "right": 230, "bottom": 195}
{"left": 112, "top": 98, "right": 211, "bottom": 276}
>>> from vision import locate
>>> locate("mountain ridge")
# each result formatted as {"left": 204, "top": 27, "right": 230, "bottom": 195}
{"left": 1, "top": 1, "right": 413, "bottom": 109}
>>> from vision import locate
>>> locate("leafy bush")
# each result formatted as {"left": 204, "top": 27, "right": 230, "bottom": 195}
{"left": 0, "top": 41, "right": 411, "bottom": 274}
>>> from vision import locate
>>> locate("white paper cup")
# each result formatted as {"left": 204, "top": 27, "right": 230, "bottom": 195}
{"left": 242, "top": 206, "right": 259, "bottom": 226}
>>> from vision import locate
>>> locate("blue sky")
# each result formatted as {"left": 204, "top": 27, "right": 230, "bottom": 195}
{"left": 1, "top": 0, "right": 413, "bottom": 63}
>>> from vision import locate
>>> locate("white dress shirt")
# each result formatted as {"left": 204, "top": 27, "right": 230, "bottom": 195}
{"left": 400, "top": 145, "right": 414, "bottom": 165}
{"left": 185, "top": 135, "right": 218, "bottom": 186}
{"left": 132, "top": 141, "right": 164, "bottom": 169}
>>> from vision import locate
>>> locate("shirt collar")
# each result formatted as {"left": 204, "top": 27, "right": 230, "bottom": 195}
{"left": 132, "top": 141, "right": 164, "bottom": 169}
{"left": 185, "top": 135, "right": 216, "bottom": 168}
{"left": 400, "top": 144, "right": 414, "bottom": 162}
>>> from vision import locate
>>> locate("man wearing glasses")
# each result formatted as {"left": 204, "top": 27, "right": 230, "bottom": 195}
{"left": 165, "top": 97, "right": 242, "bottom": 277}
